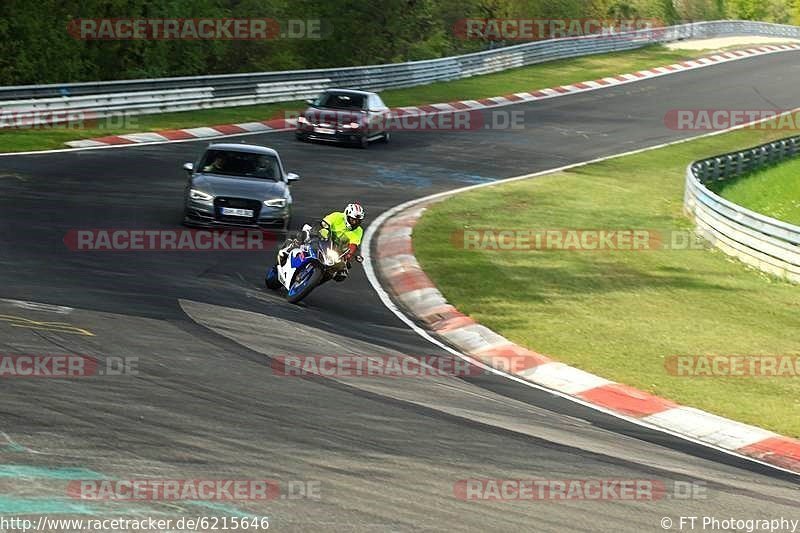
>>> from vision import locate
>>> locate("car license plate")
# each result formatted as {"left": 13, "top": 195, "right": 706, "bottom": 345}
{"left": 221, "top": 207, "right": 253, "bottom": 217}
{"left": 314, "top": 127, "right": 335, "bottom": 134}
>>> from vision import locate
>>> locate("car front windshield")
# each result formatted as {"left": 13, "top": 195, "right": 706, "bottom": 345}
{"left": 200, "top": 150, "right": 280, "bottom": 180}
{"left": 315, "top": 92, "right": 365, "bottom": 110}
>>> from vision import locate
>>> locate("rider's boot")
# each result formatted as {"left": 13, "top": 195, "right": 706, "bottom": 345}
{"left": 333, "top": 261, "right": 352, "bottom": 282}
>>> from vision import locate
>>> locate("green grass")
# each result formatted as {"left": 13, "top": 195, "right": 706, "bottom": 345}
{"left": 381, "top": 46, "right": 704, "bottom": 107}
{"left": 710, "top": 158, "right": 800, "bottom": 225}
{"left": 414, "top": 126, "right": 800, "bottom": 438}
{"left": 0, "top": 45, "right": 728, "bottom": 153}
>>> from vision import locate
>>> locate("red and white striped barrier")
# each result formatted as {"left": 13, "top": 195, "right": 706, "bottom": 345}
{"left": 374, "top": 204, "right": 800, "bottom": 474}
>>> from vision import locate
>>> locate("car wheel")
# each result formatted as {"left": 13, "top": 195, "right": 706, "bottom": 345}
{"left": 358, "top": 134, "right": 369, "bottom": 149}
{"left": 381, "top": 131, "right": 390, "bottom": 143}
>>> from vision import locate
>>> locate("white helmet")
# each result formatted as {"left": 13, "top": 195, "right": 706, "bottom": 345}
{"left": 344, "top": 203, "right": 365, "bottom": 230}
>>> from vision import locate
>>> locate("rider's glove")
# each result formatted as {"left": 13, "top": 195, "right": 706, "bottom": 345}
{"left": 318, "top": 219, "right": 330, "bottom": 240}
{"left": 343, "top": 243, "right": 358, "bottom": 262}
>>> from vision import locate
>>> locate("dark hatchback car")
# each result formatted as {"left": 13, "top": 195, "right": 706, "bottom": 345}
{"left": 296, "top": 89, "right": 391, "bottom": 148}
{"left": 182, "top": 143, "right": 299, "bottom": 231}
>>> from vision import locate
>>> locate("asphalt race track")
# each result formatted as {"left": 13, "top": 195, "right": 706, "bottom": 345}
{"left": 0, "top": 52, "right": 798, "bottom": 531}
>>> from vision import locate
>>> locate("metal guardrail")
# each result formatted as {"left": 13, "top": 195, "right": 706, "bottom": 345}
{"left": 684, "top": 135, "right": 800, "bottom": 283}
{"left": 1, "top": 20, "right": 800, "bottom": 127}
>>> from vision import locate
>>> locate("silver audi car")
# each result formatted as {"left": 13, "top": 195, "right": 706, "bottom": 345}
{"left": 182, "top": 143, "right": 299, "bottom": 231}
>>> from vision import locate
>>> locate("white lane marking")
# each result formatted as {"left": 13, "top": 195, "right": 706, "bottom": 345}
{"left": 182, "top": 127, "right": 224, "bottom": 138}
{"left": 361, "top": 108, "right": 800, "bottom": 478}
{"left": 118, "top": 132, "right": 169, "bottom": 143}
{"left": 643, "top": 407, "right": 775, "bottom": 450}
{"left": 235, "top": 122, "right": 271, "bottom": 132}
{"left": 539, "top": 88, "right": 563, "bottom": 96}
{"left": 64, "top": 139, "right": 108, "bottom": 148}
{"left": 518, "top": 362, "right": 613, "bottom": 395}
{"left": 0, "top": 299, "right": 73, "bottom": 314}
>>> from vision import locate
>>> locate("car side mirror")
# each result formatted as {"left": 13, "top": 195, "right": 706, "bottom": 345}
{"left": 183, "top": 162, "right": 194, "bottom": 173}
{"left": 286, "top": 172, "right": 300, "bottom": 183}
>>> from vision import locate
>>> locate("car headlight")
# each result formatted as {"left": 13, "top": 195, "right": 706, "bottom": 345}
{"left": 297, "top": 116, "right": 309, "bottom": 124}
{"left": 342, "top": 121, "right": 360, "bottom": 129}
{"left": 189, "top": 189, "right": 213, "bottom": 202}
{"left": 264, "top": 198, "right": 287, "bottom": 208}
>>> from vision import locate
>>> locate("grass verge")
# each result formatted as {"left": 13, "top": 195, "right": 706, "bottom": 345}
{"left": 710, "top": 157, "right": 800, "bottom": 226}
{"left": 413, "top": 126, "right": 800, "bottom": 438}
{"left": 0, "top": 45, "right": 743, "bottom": 153}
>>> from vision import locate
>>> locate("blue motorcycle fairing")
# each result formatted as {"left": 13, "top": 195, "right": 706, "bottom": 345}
{"left": 290, "top": 245, "right": 317, "bottom": 268}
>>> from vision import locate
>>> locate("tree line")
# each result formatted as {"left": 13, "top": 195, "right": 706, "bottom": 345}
{"left": 0, "top": 0, "right": 797, "bottom": 86}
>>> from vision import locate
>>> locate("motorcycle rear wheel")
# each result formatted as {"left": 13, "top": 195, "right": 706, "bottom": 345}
{"left": 265, "top": 265, "right": 281, "bottom": 290}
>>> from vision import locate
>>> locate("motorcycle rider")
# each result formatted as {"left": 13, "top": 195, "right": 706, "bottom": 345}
{"left": 279, "top": 202, "right": 365, "bottom": 281}
{"left": 319, "top": 202, "right": 364, "bottom": 280}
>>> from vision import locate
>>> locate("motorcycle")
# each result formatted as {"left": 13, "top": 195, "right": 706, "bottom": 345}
{"left": 264, "top": 222, "right": 361, "bottom": 304}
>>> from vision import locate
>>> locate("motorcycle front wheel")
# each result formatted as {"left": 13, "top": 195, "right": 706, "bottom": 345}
{"left": 287, "top": 263, "right": 324, "bottom": 304}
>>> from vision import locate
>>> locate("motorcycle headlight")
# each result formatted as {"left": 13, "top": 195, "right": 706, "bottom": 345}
{"left": 264, "top": 198, "right": 287, "bottom": 208}
{"left": 324, "top": 247, "right": 340, "bottom": 265}
{"left": 189, "top": 189, "right": 213, "bottom": 202}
